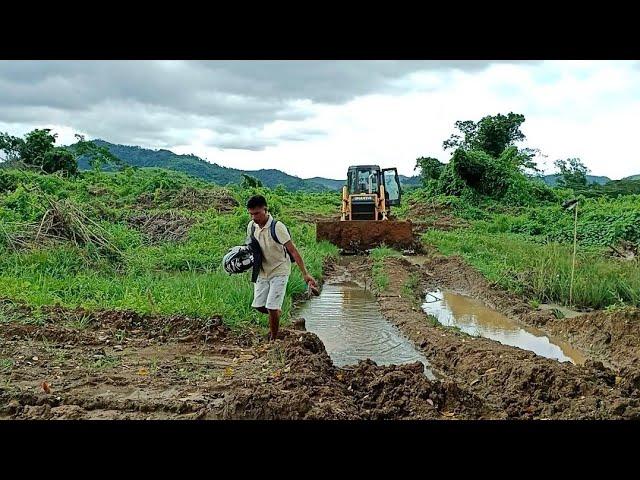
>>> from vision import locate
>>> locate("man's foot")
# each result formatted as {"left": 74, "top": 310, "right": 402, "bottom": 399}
{"left": 266, "top": 332, "right": 279, "bottom": 342}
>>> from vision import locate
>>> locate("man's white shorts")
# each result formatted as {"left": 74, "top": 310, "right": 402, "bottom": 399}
{"left": 252, "top": 275, "right": 289, "bottom": 311}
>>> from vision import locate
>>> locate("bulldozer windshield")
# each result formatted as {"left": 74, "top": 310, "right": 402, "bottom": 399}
{"left": 350, "top": 168, "right": 379, "bottom": 194}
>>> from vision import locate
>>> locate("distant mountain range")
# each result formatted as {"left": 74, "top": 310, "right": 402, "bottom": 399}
{"left": 79, "top": 140, "right": 422, "bottom": 192}
{"left": 307, "top": 175, "right": 421, "bottom": 190}
{"left": 77, "top": 140, "right": 636, "bottom": 191}
{"left": 539, "top": 174, "right": 611, "bottom": 186}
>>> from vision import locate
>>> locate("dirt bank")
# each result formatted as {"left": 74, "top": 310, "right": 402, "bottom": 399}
{"left": 335, "top": 255, "right": 640, "bottom": 419}
{"left": 401, "top": 254, "right": 640, "bottom": 396}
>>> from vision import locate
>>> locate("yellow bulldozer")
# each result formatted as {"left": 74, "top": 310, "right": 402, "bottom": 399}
{"left": 316, "top": 165, "right": 415, "bottom": 251}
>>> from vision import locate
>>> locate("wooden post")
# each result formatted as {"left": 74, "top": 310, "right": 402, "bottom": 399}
{"left": 569, "top": 202, "right": 578, "bottom": 307}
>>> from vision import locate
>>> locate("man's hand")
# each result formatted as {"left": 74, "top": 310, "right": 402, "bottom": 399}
{"left": 285, "top": 240, "right": 319, "bottom": 294}
{"left": 304, "top": 274, "right": 317, "bottom": 288}
{"left": 304, "top": 274, "right": 319, "bottom": 295}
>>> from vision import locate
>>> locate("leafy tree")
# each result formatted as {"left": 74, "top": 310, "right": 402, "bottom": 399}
{"left": 554, "top": 158, "right": 589, "bottom": 189}
{"left": 0, "top": 128, "right": 78, "bottom": 175}
{"left": 21, "top": 129, "right": 58, "bottom": 167}
{"left": 443, "top": 113, "right": 526, "bottom": 158}
{"left": 241, "top": 173, "right": 263, "bottom": 189}
{"left": 42, "top": 148, "right": 77, "bottom": 175}
{"left": 0, "top": 132, "right": 24, "bottom": 164}
{"left": 414, "top": 156, "right": 445, "bottom": 185}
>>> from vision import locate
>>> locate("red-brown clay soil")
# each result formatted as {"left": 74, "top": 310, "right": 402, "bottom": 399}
{"left": 2, "top": 254, "right": 638, "bottom": 420}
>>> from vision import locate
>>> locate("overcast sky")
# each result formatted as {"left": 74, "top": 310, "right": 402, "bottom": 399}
{"left": 1, "top": 60, "right": 638, "bottom": 180}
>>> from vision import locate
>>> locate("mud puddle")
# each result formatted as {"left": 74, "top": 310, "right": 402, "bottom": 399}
{"left": 295, "top": 281, "right": 436, "bottom": 379}
{"left": 422, "top": 289, "right": 586, "bottom": 365}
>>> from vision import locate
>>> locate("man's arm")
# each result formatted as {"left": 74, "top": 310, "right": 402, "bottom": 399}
{"left": 284, "top": 240, "right": 317, "bottom": 288}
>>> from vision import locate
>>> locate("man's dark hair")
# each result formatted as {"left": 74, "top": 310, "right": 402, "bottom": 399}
{"left": 246, "top": 195, "right": 267, "bottom": 209}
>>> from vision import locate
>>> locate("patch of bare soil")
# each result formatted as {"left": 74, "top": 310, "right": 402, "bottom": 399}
{"left": 542, "top": 308, "right": 640, "bottom": 394}
{"left": 403, "top": 200, "right": 469, "bottom": 234}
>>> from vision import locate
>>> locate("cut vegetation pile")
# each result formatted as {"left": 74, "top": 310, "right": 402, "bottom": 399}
{"left": 1, "top": 187, "right": 121, "bottom": 258}
{"left": 136, "top": 186, "right": 239, "bottom": 212}
{"left": 127, "top": 211, "right": 196, "bottom": 244}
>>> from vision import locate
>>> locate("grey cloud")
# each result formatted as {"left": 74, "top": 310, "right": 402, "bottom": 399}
{"left": 212, "top": 139, "right": 277, "bottom": 151}
{"left": 277, "top": 128, "right": 327, "bottom": 142}
{"left": 0, "top": 60, "right": 531, "bottom": 151}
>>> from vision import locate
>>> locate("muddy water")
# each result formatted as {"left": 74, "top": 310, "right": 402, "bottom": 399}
{"left": 295, "top": 282, "right": 436, "bottom": 379}
{"left": 422, "top": 290, "right": 586, "bottom": 365}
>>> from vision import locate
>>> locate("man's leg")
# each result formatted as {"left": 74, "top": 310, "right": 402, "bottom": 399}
{"left": 251, "top": 278, "right": 269, "bottom": 317}
{"left": 265, "top": 275, "right": 289, "bottom": 341}
{"left": 268, "top": 309, "right": 280, "bottom": 340}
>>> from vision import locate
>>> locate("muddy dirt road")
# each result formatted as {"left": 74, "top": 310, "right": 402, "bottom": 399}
{"left": 1, "top": 253, "right": 638, "bottom": 419}
{"left": 0, "top": 301, "right": 486, "bottom": 419}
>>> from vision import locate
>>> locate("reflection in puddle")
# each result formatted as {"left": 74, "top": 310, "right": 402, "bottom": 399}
{"left": 295, "top": 282, "right": 436, "bottom": 379}
{"left": 422, "top": 290, "right": 586, "bottom": 365}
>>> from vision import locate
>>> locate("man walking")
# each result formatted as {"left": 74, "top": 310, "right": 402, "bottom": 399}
{"left": 246, "top": 195, "right": 318, "bottom": 341}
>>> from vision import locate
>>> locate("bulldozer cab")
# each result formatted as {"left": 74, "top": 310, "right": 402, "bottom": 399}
{"left": 346, "top": 165, "right": 402, "bottom": 205}
{"left": 348, "top": 165, "right": 379, "bottom": 195}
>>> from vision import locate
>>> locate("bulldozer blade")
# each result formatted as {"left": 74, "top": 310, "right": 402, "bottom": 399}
{"left": 316, "top": 220, "right": 415, "bottom": 251}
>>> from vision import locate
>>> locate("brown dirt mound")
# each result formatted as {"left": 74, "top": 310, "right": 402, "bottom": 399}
{"left": 543, "top": 307, "right": 640, "bottom": 392}
{"left": 316, "top": 220, "right": 417, "bottom": 251}
{"left": 127, "top": 211, "right": 196, "bottom": 243}
{"left": 341, "top": 360, "right": 489, "bottom": 419}
{"left": 218, "top": 331, "right": 359, "bottom": 420}
{"left": 404, "top": 201, "right": 469, "bottom": 233}
{"left": 218, "top": 331, "right": 488, "bottom": 420}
